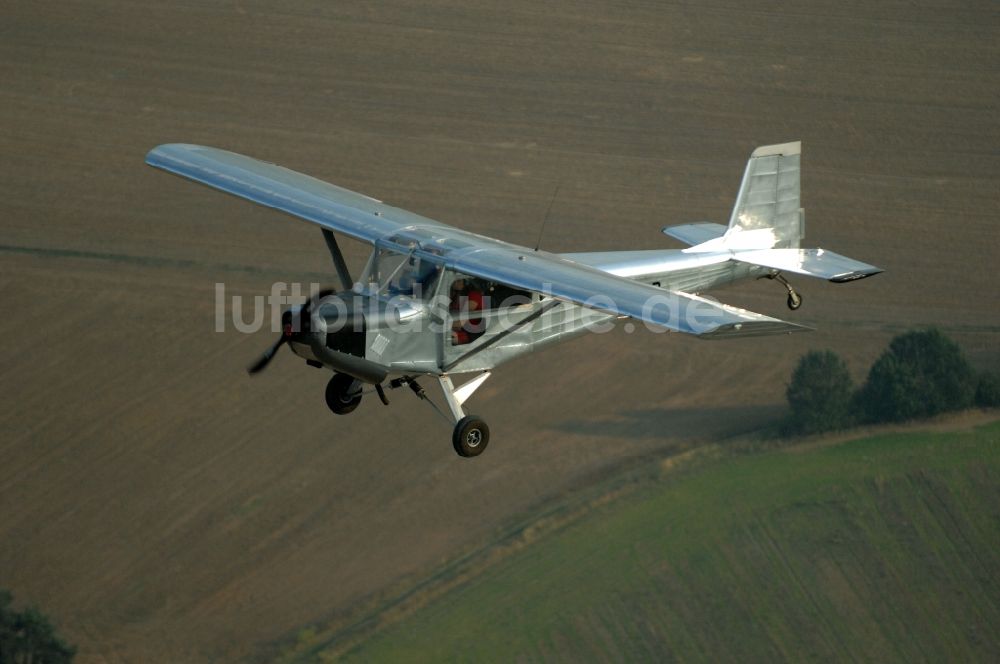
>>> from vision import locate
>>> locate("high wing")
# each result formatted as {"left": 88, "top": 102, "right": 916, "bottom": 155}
{"left": 448, "top": 248, "right": 809, "bottom": 338}
{"left": 146, "top": 144, "right": 809, "bottom": 338}
{"left": 146, "top": 143, "right": 447, "bottom": 244}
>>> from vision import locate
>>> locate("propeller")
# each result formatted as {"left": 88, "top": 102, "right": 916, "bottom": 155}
{"left": 246, "top": 289, "right": 335, "bottom": 375}
{"left": 247, "top": 228, "right": 348, "bottom": 376}
{"left": 247, "top": 334, "right": 287, "bottom": 375}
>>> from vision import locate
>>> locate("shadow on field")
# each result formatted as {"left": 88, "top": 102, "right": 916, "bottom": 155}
{"left": 550, "top": 405, "right": 785, "bottom": 440}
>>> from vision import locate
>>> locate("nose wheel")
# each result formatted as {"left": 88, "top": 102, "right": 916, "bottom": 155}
{"left": 325, "top": 373, "right": 362, "bottom": 414}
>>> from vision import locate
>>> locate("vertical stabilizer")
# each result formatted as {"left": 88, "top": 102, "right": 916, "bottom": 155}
{"left": 725, "top": 141, "right": 802, "bottom": 249}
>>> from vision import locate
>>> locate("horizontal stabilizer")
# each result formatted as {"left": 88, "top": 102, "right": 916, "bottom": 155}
{"left": 733, "top": 248, "right": 882, "bottom": 282}
{"left": 661, "top": 222, "right": 728, "bottom": 246}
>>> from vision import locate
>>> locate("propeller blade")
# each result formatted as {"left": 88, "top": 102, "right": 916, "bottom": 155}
{"left": 247, "top": 336, "right": 285, "bottom": 375}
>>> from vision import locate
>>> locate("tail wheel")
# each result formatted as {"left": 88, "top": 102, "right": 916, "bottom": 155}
{"left": 452, "top": 416, "right": 490, "bottom": 457}
{"left": 787, "top": 291, "right": 803, "bottom": 310}
{"left": 325, "top": 373, "right": 362, "bottom": 415}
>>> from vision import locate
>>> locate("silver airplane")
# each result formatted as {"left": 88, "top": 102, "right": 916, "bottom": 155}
{"left": 146, "top": 141, "right": 881, "bottom": 457}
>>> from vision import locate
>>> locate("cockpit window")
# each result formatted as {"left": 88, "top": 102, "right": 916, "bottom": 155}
{"left": 446, "top": 273, "right": 533, "bottom": 311}
{"left": 373, "top": 249, "right": 406, "bottom": 284}
{"left": 370, "top": 248, "right": 441, "bottom": 301}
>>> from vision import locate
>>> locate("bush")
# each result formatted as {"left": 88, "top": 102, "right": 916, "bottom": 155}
{"left": 857, "top": 328, "right": 975, "bottom": 424}
{"left": 0, "top": 589, "right": 75, "bottom": 663}
{"left": 976, "top": 372, "right": 1000, "bottom": 408}
{"left": 783, "top": 350, "right": 855, "bottom": 435}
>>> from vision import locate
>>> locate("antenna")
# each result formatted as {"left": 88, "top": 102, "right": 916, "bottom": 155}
{"left": 534, "top": 185, "right": 560, "bottom": 252}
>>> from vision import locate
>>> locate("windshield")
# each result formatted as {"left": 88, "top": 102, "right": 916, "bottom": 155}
{"left": 371, "top": 248, "right": 441, "bottom": 301}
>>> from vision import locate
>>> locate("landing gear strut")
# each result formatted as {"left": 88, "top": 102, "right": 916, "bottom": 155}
{"left": 437, "top": 374, "right": 492, "bottom": 457}
{"left": 762, "top": 271, "right": 803, "bottom": 310}
{"left": 328, "top": 372, "right": 493, "bottom": 456}
{"left": 391, "top": 373, "right": 493, "bottom": 457}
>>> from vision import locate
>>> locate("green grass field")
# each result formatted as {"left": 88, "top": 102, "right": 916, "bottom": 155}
{"left": 333, "top": 421, "right": 1000, "bottom": 662}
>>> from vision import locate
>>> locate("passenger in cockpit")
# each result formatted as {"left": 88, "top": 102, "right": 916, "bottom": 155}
{"left": 450, "top": 278, "right": 484, "bottom": 345}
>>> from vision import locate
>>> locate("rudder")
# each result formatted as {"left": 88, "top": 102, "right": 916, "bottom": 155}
{"left": 726, "top": 141, "right": 803, "bottom": 249}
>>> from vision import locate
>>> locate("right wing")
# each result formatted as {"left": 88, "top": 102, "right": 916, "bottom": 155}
{"left": 450, "top": 247, "right": 811, "bottom": 339}
{"left": 146, "top": 143, "right": 446, "bottom": 245}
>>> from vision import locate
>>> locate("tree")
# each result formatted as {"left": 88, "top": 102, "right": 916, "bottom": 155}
{"left": 857, "top": 328, "right": 975, "bottom": 423}
{"left": 783, "top": 350, "right": 855, "bottom": 435}
{"left": 0, "top": 589, "right": 76, "bottom": 663}
{"left": 976, "top": 371, "right": 1000, "bottom": 408}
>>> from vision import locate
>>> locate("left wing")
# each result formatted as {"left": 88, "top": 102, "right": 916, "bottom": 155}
{"left": 146, "top": 144, "right": 445, "bottom": 245}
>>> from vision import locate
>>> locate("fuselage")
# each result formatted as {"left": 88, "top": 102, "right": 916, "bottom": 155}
{"left": 285, "top": 224, "right": 762, "bottom": 382}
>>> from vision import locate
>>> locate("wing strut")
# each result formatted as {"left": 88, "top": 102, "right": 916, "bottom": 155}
{"left": 443, "top": 300, "right": 561, "bottom": 372}
{"left": 321, "top": 229, "right": 354, "bottom": 291}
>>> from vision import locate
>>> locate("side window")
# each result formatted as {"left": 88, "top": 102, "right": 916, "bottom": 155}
{"left": 481, "top": 283, "right": 533, "bottom": 310}
{"left": 447, "top": 274, "right": 486, "bottom": 317}
{"left": 446, "top": 274, "right": 533, "bottom": 312}
{"left": 366, "top": 248, "right": 406, "bottom": 292}
{"left": 447, "top": 273, "right": 487, "bottom": 346}
{"left": 446, "top": 273, "right": 534, "bottom": 346}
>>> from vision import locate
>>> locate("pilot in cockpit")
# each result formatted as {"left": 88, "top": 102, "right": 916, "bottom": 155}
{"left": 450, "top": 277, "right": 484, "bottom": 345}
{"left": 387, "top": 257, "right": 440, "bottom": 300}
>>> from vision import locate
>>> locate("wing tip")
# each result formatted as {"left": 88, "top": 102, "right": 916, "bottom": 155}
{"left": 829, "top": 267, "right": 884, "bottom": 283}
{"left": 145, "top": 143, "right": 212, "bottom": 166}
{"left": 146, "top": 143, "right": 182, "bottom": 167}
{"left": 697, "top": 319, "right": 814, "bottom": 340}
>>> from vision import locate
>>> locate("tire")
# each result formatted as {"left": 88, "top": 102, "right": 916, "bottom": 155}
{"left": 452, "top": 416, "right": 490, "bottom": 457}
{"left": 787, "top": 291, "right": 803, "bottom": 310}
{"left": 325, "top": 373, "right": 362, "bottom": 415}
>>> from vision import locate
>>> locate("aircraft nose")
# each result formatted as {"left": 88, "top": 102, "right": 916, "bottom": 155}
{"left": 281, "top": 307, "right": 302, "bottom": 338}
{"left": 312, "top": 295, "right": 348, "bottom": 332}
{"left": 313, "top": 294, "right": 366, "bottom": 358}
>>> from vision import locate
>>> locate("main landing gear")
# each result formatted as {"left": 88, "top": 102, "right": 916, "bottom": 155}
{"left": 323, "top": 371, "right": 493, "bottom": 458}
{"left": 761, "top": 271, "right": 803, "bottom": 310}
{"left": 453, "top": 416, "right": 490, "bottom": 457}
{"left": 412, "top": 373, "right": 493, "bottom": 458}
